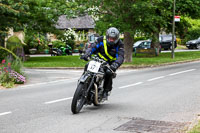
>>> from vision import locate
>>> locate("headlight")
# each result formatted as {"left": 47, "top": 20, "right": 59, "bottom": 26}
{"left": 191, "top": 41, "right": 197, "bottom": 43}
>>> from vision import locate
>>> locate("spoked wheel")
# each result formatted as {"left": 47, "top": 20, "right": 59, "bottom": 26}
{"left": 71, "top": 83, "right": 86, "bottom": 114}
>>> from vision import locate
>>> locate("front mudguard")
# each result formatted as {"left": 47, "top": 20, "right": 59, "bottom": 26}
{"left": 78, "top": 72, "right": 91, "bottom": 84}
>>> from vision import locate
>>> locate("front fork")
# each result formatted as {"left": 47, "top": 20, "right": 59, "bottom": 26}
{"left": 78, "top": 73, "right": 95, "bottom": 99}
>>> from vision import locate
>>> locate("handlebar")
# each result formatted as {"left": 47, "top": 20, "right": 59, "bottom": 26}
{"left": 81, "top": 55, "right": 116, "bottom": 76}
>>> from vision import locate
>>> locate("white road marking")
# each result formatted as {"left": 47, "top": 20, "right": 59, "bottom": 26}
{"left": 147, "top": 76, "right": 165, "bottom": 81}
{"left": 0, "top": 111, "right": 12, "bottom": 116}
{"left": 119, "top": 82, "right": 143, "bottom": 89}
{"left": 117, "top": 70, "right": 137, "bottom": 73}
{"left": 169, "top": 69, "right": 196, "bottom": 76}
{"left": 44, "top": 97, "right": 73, "bottom": 104}
{"left": 19, "top": 77, "right": 79, "bottom": 88}
{"left": 34, "top": 70, "right": 83, "bottom": 73}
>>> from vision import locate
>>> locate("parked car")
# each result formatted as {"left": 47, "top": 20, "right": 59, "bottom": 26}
{"left": 133, "top": 40, "right": 151, "bottom": 51}
{"left": 159, "top": 34, "right": 177, "bottom": 50}
{"left": 186, "top": 37, "right": 200, "bottom": 49}
{"left": 133, "top": 40, "right": 161, "bottom": 53}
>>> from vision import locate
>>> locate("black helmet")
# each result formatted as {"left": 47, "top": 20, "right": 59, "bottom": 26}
{"left": 106, "top": 27, "right": 120, "bottom": 46}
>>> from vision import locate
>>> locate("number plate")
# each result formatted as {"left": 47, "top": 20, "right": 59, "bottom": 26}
{"left": 87, "top": 61, "right": 101, "bottom": 73}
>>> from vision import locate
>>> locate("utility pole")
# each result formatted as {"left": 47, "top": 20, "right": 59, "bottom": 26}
{"left": 172, "top": 0, "right": 176, "bottom": 59}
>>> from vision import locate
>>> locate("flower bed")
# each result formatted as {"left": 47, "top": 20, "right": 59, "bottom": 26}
{"left": 0, "top": 59, "right": 26, "bottom": 88}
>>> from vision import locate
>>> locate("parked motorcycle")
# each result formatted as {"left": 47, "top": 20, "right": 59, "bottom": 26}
{"left": 51, "top": 45, "right": 72, "bottom": 56}
{"left": 71, "top": 55, "right": 116, "bottom": 114}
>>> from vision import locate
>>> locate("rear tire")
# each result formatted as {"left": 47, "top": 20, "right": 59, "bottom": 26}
{"left": 71, "top": 83, "right": 86, "bottom": 114}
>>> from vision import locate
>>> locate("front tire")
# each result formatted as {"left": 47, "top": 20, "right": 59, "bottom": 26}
{"left": 71, "top": 83, "right": 86, "bottom": 114}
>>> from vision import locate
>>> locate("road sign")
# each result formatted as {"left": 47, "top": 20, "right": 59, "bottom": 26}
{"left": 174, "top": 16, "right": 180, "bottom": 22}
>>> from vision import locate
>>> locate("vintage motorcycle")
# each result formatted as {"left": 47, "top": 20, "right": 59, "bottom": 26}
{"left": 71, "top": 56, "right": 116, "bottom": 114}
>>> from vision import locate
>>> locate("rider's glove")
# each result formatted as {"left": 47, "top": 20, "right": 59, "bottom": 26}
{"left": 110, "top": 62, "right": 119, "bottom": 72}
{"left": 80, "top": 54, "right": 89, "bottom": 61}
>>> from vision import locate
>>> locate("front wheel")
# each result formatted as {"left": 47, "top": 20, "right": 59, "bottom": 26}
{"left": 71, "top": 83, "right": 86, "bottom": 114}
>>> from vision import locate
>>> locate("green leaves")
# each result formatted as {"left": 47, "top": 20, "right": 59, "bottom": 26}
{"left": 0, "top": 0, "right": 79, "bottom": 36}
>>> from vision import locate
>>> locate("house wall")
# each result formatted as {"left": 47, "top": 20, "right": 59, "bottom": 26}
{"left": 47, "top": 29, "right": 96, "bottom": 44}
{"left": 46, "top": 33, "right": 57, "bottom": 42}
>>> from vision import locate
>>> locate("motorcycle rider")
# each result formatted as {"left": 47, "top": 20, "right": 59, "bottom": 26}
{"left": 81, "top": 27, "right": 124, "bottom": 98}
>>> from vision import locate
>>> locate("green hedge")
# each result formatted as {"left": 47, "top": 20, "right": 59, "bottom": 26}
{"left": 6, "top": 35, "right": 23, "bottom": 51}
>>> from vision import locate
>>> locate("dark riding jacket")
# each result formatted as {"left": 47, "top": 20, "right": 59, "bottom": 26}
{"left": 85, "top": 36, "right": 124, "bottom": 69}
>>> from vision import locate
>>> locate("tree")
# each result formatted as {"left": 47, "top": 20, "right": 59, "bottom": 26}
{"left": 76, "top": 0, "right": 144, "bottom": 62}
{"left": 76, "top": 0, "right": 200, "bottom": 62}
{"left": 0, "top": 0, "right": 77, "bottom": 47}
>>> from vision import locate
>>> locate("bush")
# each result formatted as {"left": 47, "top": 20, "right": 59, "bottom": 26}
{"left": 134, "top": 36, "right": 148, "bottom": 42}
{"left": 66, "top": 39, "right": 75, "bottom": 49}
{"left": 6, "top": 36, "right": 25, "bottom": 60}
{"left": 176, "top": 38, "right": 182, "bottom": 45}
{"left": 0, "top": 59, "right": 26, "bottom": 88}
{"left": 185, "top": 27, "right": 200, "bottom": 41}
{"left": 52, "top": 40, "right": 66, "bottom": 48}
{"left": 0, "top": 47, "right": 25, "bottom": 88}
{"left": 24, "top": 30, "right": 49, "bottom": 54}
{"left": 6, "top": 35, "right": 23, "bottom": 51}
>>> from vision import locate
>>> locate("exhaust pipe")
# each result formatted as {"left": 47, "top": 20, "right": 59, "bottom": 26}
{"left": 94, "top": 83, "right": 99, "bottom": 105}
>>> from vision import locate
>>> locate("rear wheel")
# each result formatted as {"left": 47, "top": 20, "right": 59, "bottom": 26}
{"left": 71, "top": 83, "right": 86, "bottom": 114}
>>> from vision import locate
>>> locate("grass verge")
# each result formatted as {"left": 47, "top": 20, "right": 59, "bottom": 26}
{"left": 188, "top": 121, "right": 200, "bottom": 133}
{"left": 124, "top": 51, "right": 200, "bottom": 67}
{"left": 23, "top": 51, "right": 200, "bottom": 68}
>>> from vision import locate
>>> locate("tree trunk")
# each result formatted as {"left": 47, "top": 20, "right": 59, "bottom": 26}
{"left": 151, "top": 32, "right": 160, "bottom": 55}
{"left": 124, "top": 32, "right": 133, "bottom": 63}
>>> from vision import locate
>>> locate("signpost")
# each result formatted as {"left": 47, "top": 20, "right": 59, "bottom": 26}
{"left": 172, "top": 0, "right": 181, "bottom": 59}
{"left": 174, "top": 16, "right": 180, "bottom": 22}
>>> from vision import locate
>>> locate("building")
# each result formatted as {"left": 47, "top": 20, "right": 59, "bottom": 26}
{"left": 55, "top": 14, "right": 96, "bottom": 42}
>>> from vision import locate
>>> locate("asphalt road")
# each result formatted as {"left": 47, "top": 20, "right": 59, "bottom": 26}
{"left": 1, "top": 61, "right": 200, "bottom": 133}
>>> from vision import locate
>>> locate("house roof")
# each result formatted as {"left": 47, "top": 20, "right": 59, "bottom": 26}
{"left": 56, "top": 15, "right": 95, "bottom": 30}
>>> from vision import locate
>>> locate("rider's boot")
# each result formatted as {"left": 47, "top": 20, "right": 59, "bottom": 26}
{"left": 102, "top": 90, "right": 111, "bottom": 100}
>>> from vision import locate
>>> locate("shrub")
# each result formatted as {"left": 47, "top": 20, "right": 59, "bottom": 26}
{"left": 0, "top": 47, "right": 26, "bottom": 88}
{"left": 176, "top": 38, "right": 182, "bottom": 45}
{"left": 52, "top": 40, "right": 66, "bottom": 48}
{"left": 6, "top": 35, "right": 23, "bottom": 51}
{"left": 185, "top": 28, "right": 200, "bottom": 41}
{"left": 6, "top": 36, "right": 25, "bottom": 60}
{"left": 0, "top": 59, "right": 26, "bottom": 88}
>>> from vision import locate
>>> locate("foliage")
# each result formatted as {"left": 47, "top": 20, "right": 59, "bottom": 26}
{"left": 52, "top": 40, "right": 66, "bottom": 48}
{"left": 24, "top": 30, "right": 49, "bottom": 53}
{"left": 0, "top": 46, "right": 24, "bottom": 73}
{"left": 188, "top": 120, "right": 200, "bottom": 133}
{"left": 176, "top": 38, "right": 182, "bottom": 45}
{"left": 184, "top": 28, "right": 200, "bottom": 42}
{"left": 0, "top": 0, "right": 79, "bottom": 46}
{"left": 24, "top": 31, "right": 39, "bottom": 49}
{"left": 7, "top": 35, "right": 23, "bottom": 47}
{"left": 0, "top": 46, "right": 18, "bottom": 61}
{"left": 0, "top": 72, "right": 15, "bottom": 88}
{"left": 76, "top": 0, "right": 200, "bottom": 62}
{"left": 0, "top": 59, "right": 26, "bottom": 88}
{"left": 134, "top": 37, "right": 148, "bottom": 42}
{"left": 57, "top": 28, "right": 76, "bottom": 49}
{"left": 182, "top": 18, "right": 200, "bottom": 42}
